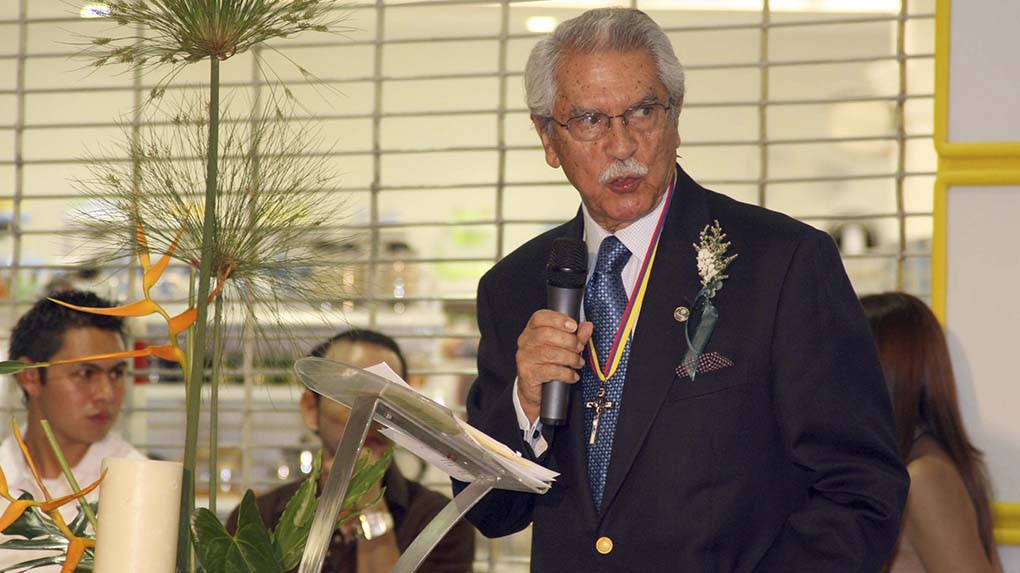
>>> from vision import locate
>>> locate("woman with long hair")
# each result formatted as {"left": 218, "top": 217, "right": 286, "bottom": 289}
{"left": 861, "top": 292, "right": 1001, "bottom": 573}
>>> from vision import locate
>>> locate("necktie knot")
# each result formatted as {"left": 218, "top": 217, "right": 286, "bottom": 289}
{"left": 585, "top": 235, "right": 631, "bottom": 362}
{"left": 594, "top": 236, "right": 631, "bottom": 276}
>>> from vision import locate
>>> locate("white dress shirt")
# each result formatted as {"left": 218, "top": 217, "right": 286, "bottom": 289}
{"left": 513, "top": 187, "right": 671, "bottom": 456}
{"left": 0, "top": 430, "right": 145, "bottom": 572}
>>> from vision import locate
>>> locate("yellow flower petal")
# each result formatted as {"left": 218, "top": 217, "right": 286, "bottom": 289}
{"left": 49, "top": 348, "right": 158, "bottom": 368}
{"left": 168, "top": 308, "right": 197, "bottom": 337}
{"left": 0, "top": 461, "right": 11, "bottom": 501}
{"left": 38, "top": 474, "right": 103, "bottom": 513}
{"left": 61, "top": 536, "right": 87, "bottom": 573}
{"left": 150, "top": 345, "right": 185, "bottom": 363}
{"left": 167, "top": 276, "right": 227, "bottom": 337}
{"left": 47, "top": 297, "right": 159, "bottom": 318}
{"left": 0, "top": 499, "right": 32, "bottom": 532}
{"left": 11, "top": 421, "right": 51, "bottom": 501}
{"left": 143, "top": 226, "right": 185, "bottom": 293}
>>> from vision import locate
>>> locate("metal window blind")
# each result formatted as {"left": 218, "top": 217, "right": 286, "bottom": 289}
{"left": 0, "top": 1, "right": 934, "bottom": 570}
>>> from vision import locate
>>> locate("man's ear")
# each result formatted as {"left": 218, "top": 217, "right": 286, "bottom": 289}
{"left": 532, "top": 116, "right": 562, "bottom": 169}
{"left": 299, "top": 390, "right": 319, "bottom": 434}
{"left": 16, "top": 358, "right": 42, "bottom": 401}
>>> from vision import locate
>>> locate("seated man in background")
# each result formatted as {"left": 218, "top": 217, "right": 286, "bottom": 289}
{"left": 0, "top": 290, "right": 145, "bottom": 570}
{"left": 229, "top": 329, "right": 475, "bottom": 573}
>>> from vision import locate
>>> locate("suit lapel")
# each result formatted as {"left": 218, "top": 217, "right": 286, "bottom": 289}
{"left": 598, "top": 166, "right": 710, "bottom": 515}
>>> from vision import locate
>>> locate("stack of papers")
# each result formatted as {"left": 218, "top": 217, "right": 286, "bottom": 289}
{"left": 454, "top": 418, "right": 559, "bottom": 492}
{"left": 365, "top": 363, "right": 558, "bottom": 493}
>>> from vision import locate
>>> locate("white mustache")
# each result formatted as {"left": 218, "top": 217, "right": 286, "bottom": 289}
{"left": 599, "top": 158, "right": 649, "bottom": 185}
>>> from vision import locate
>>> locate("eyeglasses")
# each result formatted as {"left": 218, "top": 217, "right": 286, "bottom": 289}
{"left": 551, "top": 102, "right": 672, "bottom": 142}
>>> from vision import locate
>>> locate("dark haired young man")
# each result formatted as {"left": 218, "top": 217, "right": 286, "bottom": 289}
{"left": 0, "top": 290, "right": 144, "bottom": 570}
{"left": 227, "top": 329, "right": 474, "bottom": 573}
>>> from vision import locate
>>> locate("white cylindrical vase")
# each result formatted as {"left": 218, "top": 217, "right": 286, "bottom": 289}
{"left": 93, "top": 457, "right": 183, "bottom": 573}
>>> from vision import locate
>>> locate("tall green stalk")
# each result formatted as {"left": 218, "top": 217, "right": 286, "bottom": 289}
{"left": 179, "top": 56, "right": 220, "bottom": 573}
{"left": 208, "top": 295, "right": 225, "bottom": 513}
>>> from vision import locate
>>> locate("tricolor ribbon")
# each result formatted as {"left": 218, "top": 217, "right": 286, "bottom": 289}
{"left": 587, "top": 166, "right": 678, "bottom": 383}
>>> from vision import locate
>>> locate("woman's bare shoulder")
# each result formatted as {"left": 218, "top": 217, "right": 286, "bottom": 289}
{"left": 905, "top": 446, "right": 973, "bottom": 519}
{"left": 901, "top": 441, "right": 996, "bottom": 573}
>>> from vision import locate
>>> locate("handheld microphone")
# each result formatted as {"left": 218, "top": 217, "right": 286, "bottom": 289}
{"left": 541, "top": 237, "right": 588, "bottom": 426}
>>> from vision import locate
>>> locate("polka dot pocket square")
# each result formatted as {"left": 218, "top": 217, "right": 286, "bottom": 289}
{"left": 675, "top": 351, "right": 734, "bottom": 379}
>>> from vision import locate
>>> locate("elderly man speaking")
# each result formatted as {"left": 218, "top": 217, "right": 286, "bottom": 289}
{"left": 457, "top": 8, "right": 908, "bottom": 572}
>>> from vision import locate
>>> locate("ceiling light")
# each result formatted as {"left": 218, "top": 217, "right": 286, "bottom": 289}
{"left": 527, "top": 16, "right": 559, "bottom": 33}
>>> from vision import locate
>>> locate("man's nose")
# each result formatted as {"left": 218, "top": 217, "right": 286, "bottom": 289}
{"left": 92, "top": 375, "right": 116, "bottom": 402}
{"left": 605, "top": 117, "right": 638, "bottom": 159}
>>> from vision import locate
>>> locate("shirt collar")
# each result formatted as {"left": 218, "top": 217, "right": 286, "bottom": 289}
{"left": 581, "top": 184, "right": 670, "bottom": 272}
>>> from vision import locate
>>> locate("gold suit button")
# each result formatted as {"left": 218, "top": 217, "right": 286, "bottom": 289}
{"left": 595, "top": 536, "right": 613, "bottom": 555}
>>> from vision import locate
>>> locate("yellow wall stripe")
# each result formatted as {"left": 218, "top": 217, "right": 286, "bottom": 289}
{"left": 933, "top": 0, "right": 1020, "bottom": 545}
{"left": 996, "top": 503, "right": 1020, "bottom": 545}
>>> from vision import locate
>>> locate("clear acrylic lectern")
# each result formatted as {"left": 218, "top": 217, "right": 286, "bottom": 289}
{"left": 294, "top": 357, "right": 553, "bottom": 573}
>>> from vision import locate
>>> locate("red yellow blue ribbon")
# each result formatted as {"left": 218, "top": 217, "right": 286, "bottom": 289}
{"left": 588, "top": 166, "right": 677, "bottom": 382}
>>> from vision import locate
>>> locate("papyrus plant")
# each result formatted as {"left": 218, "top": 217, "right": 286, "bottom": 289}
{"left": 73, "top": 1, "right": 352, "bottom": 570}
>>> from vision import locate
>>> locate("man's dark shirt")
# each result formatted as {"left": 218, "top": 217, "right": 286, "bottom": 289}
{"left": 227, "top": 465, "right": 475, "bottom": 573}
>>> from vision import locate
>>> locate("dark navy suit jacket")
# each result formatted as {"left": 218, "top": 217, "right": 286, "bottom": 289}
{"left": 459, "top": 165, "right": 908, "bottom": 572}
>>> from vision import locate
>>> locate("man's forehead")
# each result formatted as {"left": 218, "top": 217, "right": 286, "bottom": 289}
{"left": 553, "top": 49, "right": 667, "bottom": 108}
{"left": 324, "top": 340, "right": 400, "bottom": 369}
{"left": 566, "top": 93, "right": 662, "bottom": 115}
{"left": 52, "top": 326, "right": 127, "bottom": 358}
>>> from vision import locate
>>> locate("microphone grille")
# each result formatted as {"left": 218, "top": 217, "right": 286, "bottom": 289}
{"left": 546, "top": 237, "right": 588, "bottom": 289}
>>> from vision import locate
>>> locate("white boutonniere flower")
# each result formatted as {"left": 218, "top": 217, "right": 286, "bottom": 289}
{"left": 694, "top": 220, "right": 737, "bottom": 299}
{"left": 683, "top": 220, "right": 737, "bottom": 380}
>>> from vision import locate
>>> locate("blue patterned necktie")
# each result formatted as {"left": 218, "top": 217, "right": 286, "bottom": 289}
{"left": 582, "top": 235, "right": 631, "bottom": 509}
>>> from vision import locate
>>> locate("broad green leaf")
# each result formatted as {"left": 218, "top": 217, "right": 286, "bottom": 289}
{"left": 273, "top": 448, "right": 393, "bottom": 568}
{"left": 341, "top": 448, "right": 392, "bottom": 515}
{"left": 67, "top": 503, "right": 98, "bottom": 537}
{"left": 272, "top": 478, "right": 318, "bottom": 571}
{"left": 191, "top": 491, "right": 283, "bottom": 573}
{"left": 0, "top": 537, "right": 68, "bottom": 551}
{"left": 0, "top": 361, "right": 39, "bottom": 376}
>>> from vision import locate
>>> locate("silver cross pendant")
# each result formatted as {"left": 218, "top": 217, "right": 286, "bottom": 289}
{"left": 585, "top": 386, "right": 614, "bottom": 445}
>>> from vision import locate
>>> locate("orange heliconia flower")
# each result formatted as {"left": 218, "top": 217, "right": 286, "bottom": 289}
{"left": 0, "top": 422, "right": 104, "bottom": 573}
{"left": 47, "top": 222, "right": 229, "bottom": 371}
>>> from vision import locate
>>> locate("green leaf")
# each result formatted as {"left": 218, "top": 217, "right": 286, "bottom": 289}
{"left": 0, "top": 537, "right": 68, "bottom": 551}
{"left": 191, "top": 491, "right": 283, "bottom": 573}
{"left": 341, "top": 448, "right": 393, "bottom": 515}
{"left": 68, "top": 502, "right": 99, "bottom": 537}
{"left": 0, "top": 494, "right": 85, "bottom": 573}
{"left": 0, "top": 361, "right": 42, "bottom": 376}
{"left": 272, "top": 478, "right": 318, "bottom": 571}
{"left": 272, "top": 451, "right": 321, "bottom": 570}
{"left": 0, "top": 554, "right": 63, "bottom": 573}
{"left": 270, "top": 448, "right": 394, "bottom": 567}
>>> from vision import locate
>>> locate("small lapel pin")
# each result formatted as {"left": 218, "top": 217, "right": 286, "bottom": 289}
{"left": 673, "top": 306, "right": 690, "bottom": 323}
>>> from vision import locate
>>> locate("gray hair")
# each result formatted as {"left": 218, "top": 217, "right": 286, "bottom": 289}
{"left": 524, "top": 8, "right": 685, "bottom": 131}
